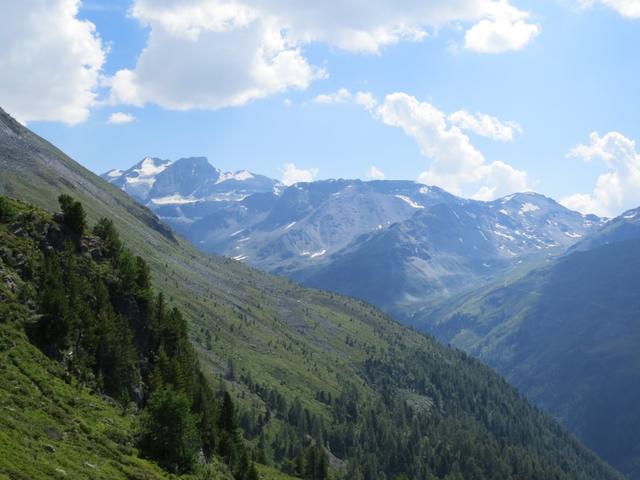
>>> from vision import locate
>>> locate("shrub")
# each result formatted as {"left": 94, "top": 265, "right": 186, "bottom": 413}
{"left": 0, "top": 196, "right": 15, "bottom": 223}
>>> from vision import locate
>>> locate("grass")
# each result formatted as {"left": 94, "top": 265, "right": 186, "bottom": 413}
{"left": 0, "top": 321, "right": 175, "bottom": 480}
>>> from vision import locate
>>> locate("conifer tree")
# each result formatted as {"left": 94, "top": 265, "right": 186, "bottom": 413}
{"left": 58, "top": 194, "right": 86, "bottom": 238}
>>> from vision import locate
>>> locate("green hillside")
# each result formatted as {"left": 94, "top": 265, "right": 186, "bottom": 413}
{"left": 420, "top": 238, "right": 640, "bottom": 478}
{"left": 0, "top": 107, "right": 624, "bottom": 479}
{"left": 0, "top": 196, "right": 240, "bottom": 480}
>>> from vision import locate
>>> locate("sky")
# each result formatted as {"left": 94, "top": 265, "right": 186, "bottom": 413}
{"left": 1, "top": 0, "right": 640, "bottom": 217}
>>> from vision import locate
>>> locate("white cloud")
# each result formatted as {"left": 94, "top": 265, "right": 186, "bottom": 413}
{"left": 366, "top": 166, "right": 386, "bottom": 180}
{"left": 0, "top": 0, "right": 106, "bottom": 124}
{"left": 110, "top": 13, "right": 323, "bottom": 110}
{"left": 561, "top": 131, "right": 640, "bottom": 217}
{"left": 464, "top": 2, "right": 540, "bottom": 53}
{"left": 314, "top": 88, "right": 353, "bottom": 104}
{"left": 314, "top": 90, "right": 528, "bottom": 198}
{"left": 578, "top": 0, "right": 640, "bottom": 18}
{"left": 314, "top": 89, "right": 379, "bottom": 112}
{"left": 354, "top": 92, "right": 378, "bottom": 112}
{"left": 107, "top": 112, "right": 136, "bottom": 124}
{"left": 372, "top": 92, "right": 528, "bottom": 199}
{"left": 110, "top": 0, "right": 539, "bottom": 111}
{"left": 448, "top": 110, "right": 522, "bottom": 141}
{"left": 281, "top": 163, "right": 320, "bottom": 185}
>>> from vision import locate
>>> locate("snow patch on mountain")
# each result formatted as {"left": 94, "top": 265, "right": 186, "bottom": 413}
{"left": 217, "top": 170, "right": 255, "bottom": 183}
{"left": 150, "top": 194, "right": 201, "bottom": 205}
{"left": 395, "top": 195, "right": 424, "bottom": 209}
{"left": 301, "top": 249, "right": 327, "bottom": 258}
{"left": 105, "top": 169, "right": 123, "bottom": 178}
{"left": 128, "top": 157, "right": 171, "bottom": 186}
{"left": 519, "top": 202, "right": 540, "bottom": 214}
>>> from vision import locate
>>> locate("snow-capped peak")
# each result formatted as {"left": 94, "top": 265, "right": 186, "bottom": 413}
{"left": 216, "top": 170, "right": 255, "bottom": 183}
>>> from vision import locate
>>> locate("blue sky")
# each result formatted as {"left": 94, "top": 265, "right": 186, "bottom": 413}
{"left": 2, "top": 0, "right": 640, "bottom": 217}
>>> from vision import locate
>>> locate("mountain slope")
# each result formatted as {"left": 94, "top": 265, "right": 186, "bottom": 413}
{"left": 301, "top": 193, "right": 601, "bottom": 319}
{"left": 106, "top": 157, "right": 602, "bottom": 319}
{"left": 419, "top": 212, "right": 640, "bottom": 478}
{"left": 570, "top": 206, "right": 640, "bottom": 252}
{"left": 0, "top": 197, "right": 238, "bottom": 480}
{"left": 0, "top": 107, "right": 624, "bottom": 479}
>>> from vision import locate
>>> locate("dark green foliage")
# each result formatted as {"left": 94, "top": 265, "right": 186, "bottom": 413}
{"left": 9, "top": 197, "right": 255, "bottom": 478}
{"left": 29, "top": 253, "right": 70, "bottom": 357}
{"left": 58, "top": 194, "right": 86, "bottom": 237}
{"left": 93, "top": 217, "right": 123, "bottom": 259}
{"left": 28, "top": 241, "right": 139, "bottom": 398}
{"left": 137, "top": 386, "right": 200, "bottom": 474}
{"left": 304, "top": 445, "right": 328, "bottom": 480}
{"left": 241, "top": 346, "right": 621, "bottom": 480}
{"left": 217, "top": 391, "right": 252, "bottom": 478}
{"left": 0, "top": 196, "right": 15, "bottom": 222}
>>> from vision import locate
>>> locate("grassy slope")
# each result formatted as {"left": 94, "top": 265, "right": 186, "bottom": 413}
{"left": 0, "top": 200, "right": 299, "bottom": 480}
{"left": 423, "top": 240, "right": 640, "bottom": 478}
{"left": 0, "top": 214, "right": 179, "bottom": 480}
{"left": 0, "top": 322, "right": 176, "bottom": 480}
{"left": 0, "top": 108, "right": 624, "bottom": 479}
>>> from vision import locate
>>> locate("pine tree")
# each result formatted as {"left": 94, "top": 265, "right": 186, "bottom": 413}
{"left": 137, "top": 386, "right": 200, "bottom": 474}
{"left": 92, "top": 217, "right": 122, "bottom": 260}
{"left": 58, "top": 194, "right": 86, "bottom": 238}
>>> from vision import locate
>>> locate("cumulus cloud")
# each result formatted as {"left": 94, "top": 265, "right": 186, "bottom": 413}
{"left": 366, "top": 166, "right": 386, "bottom": 180}
{"left": 578, "top": 0, "right": 640, "bottom": 18}
{"left": 110, "top": 0, "right": 539, "bottom": 111}
{"left": 107, "top": 112, "right": 136, "bottom": 124}
{"left": 110, "top": 12, "right": 323, "bottom": 110}
{"left": 561, "top": 132, "right": 640, "bottom": 217}
{"left": 448, "top": 110, "right": 522, "bottom": 141}
{"left": 354, "top": 92, "right": 378, "bottom": 112}
{"left": 314, "top": 90, "right": 528, "bottom": 198}
{"left": 314, "top": 89, "right": 379, "bottom": 112}
{"left": 0, "top": 0, "right": 106, "bottom": 124}
{"left": 374, "top": 93, "right": 528, "bottom": 198}
{"left": 314, "top": 88, "right": 353, "bottom": 104}
{"left": 281, "top": 163, "right": 320, "bottom": 185}
{"left": 464, "top": 1, "right": 540, "bottom": 53}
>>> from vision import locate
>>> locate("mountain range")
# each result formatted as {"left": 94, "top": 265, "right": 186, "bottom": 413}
{"left": 101, "top": 154, "right": 640, "bottom": 478}
{"left": 103, "top": 158, "right": 604, "bottom": 319}
{"left": 1, "top": 106, "right": 623, "bottom": 479}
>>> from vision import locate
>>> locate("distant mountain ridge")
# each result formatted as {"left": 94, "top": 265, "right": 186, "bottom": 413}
{"left": 415, "top": 206, "right": 640, "bottom": 478}
{"left": 105, "top": 157, "right": 605, "bottom": 319}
